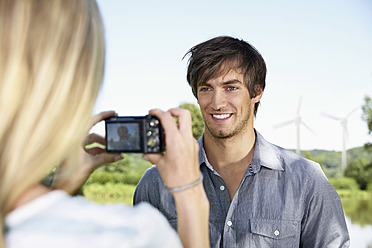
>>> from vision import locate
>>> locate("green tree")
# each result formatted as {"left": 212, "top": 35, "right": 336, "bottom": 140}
{"left": 362, "top": 95, "right": 372, "bottom": 148}
{"left": 302, "top": 151, "right": 325, "bottom": 172}
{"left": 344, "top": 158, "right": 372, "bottom": 190}
{"left": 179, "top": 103, "right": 205, "bottom": 140}
{"left": 356, "top": 95, "right": 372, "bottom": 190}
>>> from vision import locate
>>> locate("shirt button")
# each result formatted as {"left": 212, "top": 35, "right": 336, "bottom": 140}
{"left": 220, "top": 185, "right": 225, "bottom": 191}
{"left": 274, "top": 230, "right": 280, "bottom": 236}
{"left": 227, "top": 221, "right": 232, "bottom": 227}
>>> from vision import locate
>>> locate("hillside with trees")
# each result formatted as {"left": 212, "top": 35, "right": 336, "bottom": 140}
{"left": 302, "top": 147, "right": 372, "bottom": 178}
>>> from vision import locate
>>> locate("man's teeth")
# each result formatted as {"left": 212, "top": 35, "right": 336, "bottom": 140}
{"left": 213, "top": 114, "right": 231, "bottom": 119}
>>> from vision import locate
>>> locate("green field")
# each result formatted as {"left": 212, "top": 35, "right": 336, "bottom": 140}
{"left": 81, "top": 153, "right": 372, "bottom": 206}
{"left": 83, "top": 183, "right": 136, "bottom": 205}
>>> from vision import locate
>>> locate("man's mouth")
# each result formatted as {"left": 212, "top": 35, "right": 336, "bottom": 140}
{"left": 212, "top": 114, "right": 232, "bottom": 120}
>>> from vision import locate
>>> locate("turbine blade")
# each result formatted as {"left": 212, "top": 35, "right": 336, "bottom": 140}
{"left": 320, "top": 112, "right": 340, "bottom": 121}
{"left": 273, "top": 119, "right": 295, "bottom": 129}
{"left": 301, "top": 121, "right": 316, "bottom": 134}
{"left": 346, "top": 106, "right": 359, "bottom": 118}
{"left": 297, "top": 97, "right": 303, "bottom": 115}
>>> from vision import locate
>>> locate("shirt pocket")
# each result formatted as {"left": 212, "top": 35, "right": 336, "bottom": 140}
{"left": 249, "top": 218, "right": 300, "bottom": 248}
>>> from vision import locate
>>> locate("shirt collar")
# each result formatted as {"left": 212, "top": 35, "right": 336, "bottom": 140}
{"left": 197, "top": 130, "right": 284, "bottom": 172}
{"left": 197, "top": 134, "right": 214, "bottom": 171}
{"left": 251, "top": 130, "right": 284, "bottom": 171}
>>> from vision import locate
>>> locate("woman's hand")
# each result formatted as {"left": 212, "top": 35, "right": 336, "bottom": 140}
{"left": 144, "top": 108, "right": 200, "bottom": 189}
{"left": 52, "top": 111, "right": 122, "bottom": 195}
{"left": 144, "top": 108, "right": 210, "bottom": 248}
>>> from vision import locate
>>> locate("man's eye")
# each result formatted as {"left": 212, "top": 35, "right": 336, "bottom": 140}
{"left": 199, "top": 87, "right": 210, "bottom": 92}
{"left": 227, "top": 86, "right": 237, "bottom": 91}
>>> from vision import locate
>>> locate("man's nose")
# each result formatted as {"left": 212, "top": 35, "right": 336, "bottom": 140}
{"left": 210, "top": 90, "right": 226, "bottom": 110}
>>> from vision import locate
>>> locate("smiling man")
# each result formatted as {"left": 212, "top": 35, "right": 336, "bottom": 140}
{"left": 134, "top": 36, "right": 350, "bottom": 247}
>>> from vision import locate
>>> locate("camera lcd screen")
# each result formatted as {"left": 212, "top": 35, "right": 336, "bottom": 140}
{"left": 106, "top": 122, "right": 141, "bottom": 152}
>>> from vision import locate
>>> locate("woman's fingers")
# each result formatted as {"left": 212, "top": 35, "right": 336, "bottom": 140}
{"left": 149, "top": 109, "right": 177, "bottom": 134}
{"left": 88, "top": 110, "right": 117, "bottom": 129}
{"left": 144, "top": 108, "right": 200, "bottom": 189}
{"left": 142, "top": 153, "right": 162, "bottom": 165}
{"left": 84, "top": 133, "right": 105, "bottom": 147}
{"left": 167, "top": 108, "right": 193, "bottom": 135}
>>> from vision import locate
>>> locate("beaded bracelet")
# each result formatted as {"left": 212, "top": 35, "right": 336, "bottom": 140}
{"left": 166, "top": 173, "right": 204, "bottom": 193}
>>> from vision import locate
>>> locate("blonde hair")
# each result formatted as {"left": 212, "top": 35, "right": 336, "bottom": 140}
{"left": 0, "top": 0, "right": 105, "bottom": 246}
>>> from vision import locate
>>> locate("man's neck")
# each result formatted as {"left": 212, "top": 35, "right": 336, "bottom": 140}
{"left": 203, "top": 128, "right": 256, "bottom": 171}
{"left": 203, "top": 128, "right": 256, "bottom": 201}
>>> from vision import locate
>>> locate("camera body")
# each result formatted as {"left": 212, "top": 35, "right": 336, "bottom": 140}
{"left": 105, "top": 115, "right": 165, "bottom": 153}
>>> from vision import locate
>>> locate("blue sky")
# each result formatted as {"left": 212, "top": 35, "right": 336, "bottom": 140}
{"left": 93, "top": 0, "right": 372, "bottom": 151}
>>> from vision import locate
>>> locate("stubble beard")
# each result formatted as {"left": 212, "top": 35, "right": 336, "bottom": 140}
{"left": 204, "top": 108, "right": 252, "bottom": 141}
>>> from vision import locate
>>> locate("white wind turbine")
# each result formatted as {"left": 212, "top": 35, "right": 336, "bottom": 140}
{"left": 273, "top": 98, "right": 314, "bottom": 155}
{"left": 321, "top": 107, "right": 359, "bottom": 168}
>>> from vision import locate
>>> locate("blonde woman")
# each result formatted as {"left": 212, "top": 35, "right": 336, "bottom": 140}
{"left": 0, "top": 1, "right": 209, "bottom": 248}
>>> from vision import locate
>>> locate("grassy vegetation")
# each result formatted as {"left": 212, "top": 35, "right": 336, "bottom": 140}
{"left": 83, "top": 183, "right": 136, "bottom": 205}
{"left": 337, "top": 189, "right": 372, "bottom": 199}
{"left": 81, "top": 153, "right": 151, "bottom": 205}
{"left": 341, "top": 195, "right": 372, "bottom": 226}
{"left": 82, "top": 175, "right": 372, "bottom": 226}
{"left": 82, "top": 182, "right": 372, "bottom": 231}
{"left": 82, "top": 175, "right": 372, "bottom": 208}
{"left": 80, "top": 153, "right": 372, "bottom": 215}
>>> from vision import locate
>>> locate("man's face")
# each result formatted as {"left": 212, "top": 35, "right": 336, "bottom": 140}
{"left": 197, "top": 69, "right": 256, "bottom": 140}
{"left": 118, "top": 125, "right": 129, "bottom": 139}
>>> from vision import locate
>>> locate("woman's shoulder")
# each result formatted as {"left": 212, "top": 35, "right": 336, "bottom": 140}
{"left": 6, "top": 190, "right": 182, "bottom": 248}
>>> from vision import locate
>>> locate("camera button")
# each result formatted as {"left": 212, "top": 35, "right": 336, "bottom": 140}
{"left": 149, "top": 119, "right": 159, "bottom": 127}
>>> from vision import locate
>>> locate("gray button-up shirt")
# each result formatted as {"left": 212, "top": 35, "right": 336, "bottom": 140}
{"left": 134, "top": 130, "right": 350, "bottom": 247}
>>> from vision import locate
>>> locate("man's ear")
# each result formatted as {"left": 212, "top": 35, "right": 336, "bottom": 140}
{"left": 252, "top": 86, "right": 263, "bottom": 103}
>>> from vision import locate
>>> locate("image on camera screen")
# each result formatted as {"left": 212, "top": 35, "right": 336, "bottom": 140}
{"left": 106, "top": 123, "right": 141, "bottom": 151}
